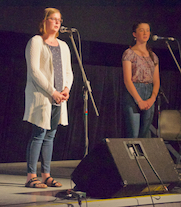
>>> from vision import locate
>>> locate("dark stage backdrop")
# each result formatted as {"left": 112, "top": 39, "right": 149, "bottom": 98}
{"left": 0, "top": 31, "right": 181, "bottom": 163}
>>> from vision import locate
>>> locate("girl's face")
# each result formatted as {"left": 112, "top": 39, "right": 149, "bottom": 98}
{"left": 45, "top": 12, "right": 62, "bottom": 34}
{"left": 133, "top": 23, "right": 151, "bottom": 43}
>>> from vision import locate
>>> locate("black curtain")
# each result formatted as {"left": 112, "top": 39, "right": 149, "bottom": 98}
{"left": 0, "top": 31, "right": 181, "bottom": 163}
{"left": 53, "top": 64, "right": 125, "bottom": 161}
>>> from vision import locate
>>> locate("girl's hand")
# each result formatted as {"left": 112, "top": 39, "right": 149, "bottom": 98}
{"left": 52, "top": 90, "right": 66, "bottom": 104}
{"left": 60, "top": 87, "right": 70, "bottom": 101}
{"left": 146, "top": 96, "right": 156, "bottom": 109}
{"left": 138, "top": 100, "right": 149, "bottom": 110}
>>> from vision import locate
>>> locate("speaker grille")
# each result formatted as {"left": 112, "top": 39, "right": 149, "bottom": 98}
{"left": 71, "top": 138, "right": 180, "bottom": 198}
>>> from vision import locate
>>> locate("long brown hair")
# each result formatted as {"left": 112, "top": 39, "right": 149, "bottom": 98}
{"left": 39, "top": 8, "right": 62, "bottom": 38}
{"left": 132, "top": 21, "right": 157, "bottom": 65}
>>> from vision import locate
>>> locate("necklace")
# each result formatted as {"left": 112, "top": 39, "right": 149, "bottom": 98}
{"left": 49, "top": 39, "right": 55, "bottom": 44}
{"left": 133, "top": 46, "right": 149, "bottom": 57}
{"left": 138, "top": 49, "right": 149, "bottom": 57}
{"left": 47, "top": 38, "right": 58, "bottom": 46}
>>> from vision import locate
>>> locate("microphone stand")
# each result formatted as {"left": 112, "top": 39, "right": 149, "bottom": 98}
{"left": 157, "top": 86, "right": 169, "bottom": 137}
{"left": 68, "top": 31, "right": 99, "bottom": 157}
{"left": 165, "top": 40, "right": 181, "bottom": 74}
{"left": 157, "top": 86, "right": 181, "bottom": 164}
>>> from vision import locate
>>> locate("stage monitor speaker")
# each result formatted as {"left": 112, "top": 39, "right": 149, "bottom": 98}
{"left": 71, "top": 138, "right": 180, "bottom": 198}
{"left": 159, "top": 110, "right": 181, "bottom": 140}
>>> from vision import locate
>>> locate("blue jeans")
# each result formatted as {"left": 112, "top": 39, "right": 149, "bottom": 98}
{"left": 123, "top": 83, "right": 155, "bottom": 138}
{"left": 26, "top": 105, "right": 61, "bottom": 174}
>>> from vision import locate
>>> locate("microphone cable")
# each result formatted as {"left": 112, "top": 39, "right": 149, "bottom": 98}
{"left": 175, "top": 39, "right": 181, "bottom": 64}
{"left": 143, "top": 154, "right": 168, "bottom": 192}
{"left": 132, "top": 150, "right": 155, "bottom": 207}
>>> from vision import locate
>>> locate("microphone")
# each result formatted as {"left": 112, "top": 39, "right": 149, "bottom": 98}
{"left": 60, "top": 26, "right": 77, "bottom": 33}
{"left": 152, "top": 35, "right": 175, "bottom": 41}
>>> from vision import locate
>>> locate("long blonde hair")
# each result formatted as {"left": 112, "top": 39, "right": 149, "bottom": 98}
{"left": 39, "top": 8, "right": 62, "bottom": 38}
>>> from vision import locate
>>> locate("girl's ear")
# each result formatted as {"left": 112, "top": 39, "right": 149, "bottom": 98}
{"left": 132, "top": 32, "right": 136, "bottom": 38}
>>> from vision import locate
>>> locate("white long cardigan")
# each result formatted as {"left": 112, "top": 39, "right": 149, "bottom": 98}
{"left": 23, "top": 35, "right": 73, "bottom": 129}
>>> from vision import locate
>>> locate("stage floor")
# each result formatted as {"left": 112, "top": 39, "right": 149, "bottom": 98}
{"left": 0, "top": 161, "right": 181, "bottom": 207}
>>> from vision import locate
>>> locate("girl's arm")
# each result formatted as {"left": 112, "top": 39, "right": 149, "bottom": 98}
{"left": 122, "top": 60, "right": 149, "bottom": 110}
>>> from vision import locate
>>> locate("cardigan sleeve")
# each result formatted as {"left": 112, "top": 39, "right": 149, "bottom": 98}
{"left": 64, "top": 43, "right": 73, "bottom": 90}
{"left": 25, "top": 35, "right": 56, "bottom": 96}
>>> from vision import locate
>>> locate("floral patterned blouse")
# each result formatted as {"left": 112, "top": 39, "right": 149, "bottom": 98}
{"left": 122, "top": 48, "right": 159, "bottom": 83}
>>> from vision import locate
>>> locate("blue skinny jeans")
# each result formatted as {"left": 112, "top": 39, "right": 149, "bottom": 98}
{"left": 26, "top": 105, "right": 61, "bottom": 174}
{"left": 123, "top": 83, "right": 155, "bottom": 138}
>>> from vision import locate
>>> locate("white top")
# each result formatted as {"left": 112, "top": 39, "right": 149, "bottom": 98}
{"left": 23, "top": 35, "right": 73, "bottom": 129}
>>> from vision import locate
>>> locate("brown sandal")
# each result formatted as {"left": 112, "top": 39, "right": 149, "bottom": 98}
{"left": 44, "top": 176, "right": 62, "bottom": 187}
{"left": 25, "top": 177, "right": 47, "bottom": 188}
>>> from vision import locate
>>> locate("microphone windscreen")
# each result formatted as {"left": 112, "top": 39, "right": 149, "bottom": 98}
{"left": 60, "top": 26, "right": 67, "bottom": 33}
{"left": 152, "top": 35, "right": 158, "bottom": 41}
